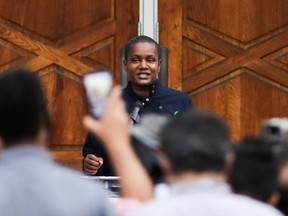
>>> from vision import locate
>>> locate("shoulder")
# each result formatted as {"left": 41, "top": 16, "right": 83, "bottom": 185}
{"left": 47, "top": 164, "right": 115, "bottom": 209}
{"left": 229, "top": 194, "right": 284, "bottom": 216}
{"left": 36, "top": 161, "right": 105, "bottom": 195}
{"left": 162, "top": 86, "right": 190, "bottom": 99}
{"left": 158, "top": 86, "right": 193, "bottom": 109}
{"left": 128, "top": 193, "right": 284, "bottom": 216}
{"left": 127, "top": 199, "right": 167, "bottom": 216}
{"left": 0, "top": 160, "right": 114, "bottom": 215}
{"left": 121, "top": 86, "right": 136, "bottom": 107}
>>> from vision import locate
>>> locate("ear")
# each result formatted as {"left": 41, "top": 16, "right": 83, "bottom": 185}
{"left": 37, "top": 127, "right": 50, "bottom": 148}
{"left": 0, "top": 137, "right": 4, "bottom": 152}
{"left": 123, "top": 59, "right": 128, "bottom": 72}
{"left": 224, "top": 152, "right": 235, "bottom": 176}
{"left": 267, "top": 191, "right": 280, "bottom": 206}
{"left": 157, "top": 149, "right": 173, "bottom": 182}
{"left": 158, "top": 59, "right": 162, "bottom": 73}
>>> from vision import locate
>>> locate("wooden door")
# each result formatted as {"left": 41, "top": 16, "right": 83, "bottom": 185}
{"left": 0, "top": 0, "right": 138, "bottom": 171}
{"left": 159, "top": 0, "right": 288, "bottom": 141}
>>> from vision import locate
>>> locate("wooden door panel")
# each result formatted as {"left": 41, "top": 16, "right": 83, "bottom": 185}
{"left": 0, "top": 0, "right": 138, "bottom": 171}
{"left": 0, "top": 0, "right": 114, "bottom": 42}
{"left": 191, "top": 69, "right": 288, "bottom": 139}
{"left": 160, "top": 0, "right": 288, "bottom": 140}
{"left": 39, "top": 66, "right": 87, "bottom": 145}
{"left": 184, "top": 0, "right": 288, "bottom": 45}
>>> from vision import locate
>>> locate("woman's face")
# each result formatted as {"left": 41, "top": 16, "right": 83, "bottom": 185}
{"left": 124, "top": 42, "right": 161, "bottom": 87}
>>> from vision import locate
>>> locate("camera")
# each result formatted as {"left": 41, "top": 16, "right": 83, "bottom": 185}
{"left": 83, "top": 71, "right": 113, "bottom": 119}
{"left": 261, "top": 118, "right": 288, "bottom": 143}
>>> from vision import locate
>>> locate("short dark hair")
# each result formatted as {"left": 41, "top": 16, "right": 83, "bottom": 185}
{"left": 276, "top": 145, "right": 288, "bottom": 215}
{"left": 0, "top": 68, "right": 50, "bottom": 146}
{"left": 124, "top": 35, "right": 160, "bottom": 60}
{"left": 228, "top": 137, "right": 279, "bottom": 202}
{"left": 160, "top": 110, "right": 231, "bottom": 174}
{"left": 131, "top": 137, "right": 164, "bottom": 184}
{"left": 130, "top": 114, "right": 169, "bottom": 184}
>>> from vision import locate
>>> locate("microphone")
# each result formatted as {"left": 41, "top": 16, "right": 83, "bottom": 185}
{"left": 129, "top": 101, "right": 143, "bottom": 124}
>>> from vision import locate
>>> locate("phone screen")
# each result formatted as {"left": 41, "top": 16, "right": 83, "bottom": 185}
{"left": 83, "top": 71, "right": 113, "bottom": 118}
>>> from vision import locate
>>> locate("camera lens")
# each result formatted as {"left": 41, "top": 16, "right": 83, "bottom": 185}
{"left": 269, "top": 126, "right": 280, "bottom": 135}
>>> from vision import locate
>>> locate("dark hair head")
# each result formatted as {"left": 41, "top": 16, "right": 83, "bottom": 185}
{"left": 131, "top": 136, "right": 164, "bottom": 184}
{"left": 130, "top": 114, "right": 170, "bottom": 184}
{"left": 160, "top": 110, "right": 231, "bottom": 174}
{"left": 0, "top": 68, "right": 50, "bottom": 146}
{"left": 124, "top": 35, "right": 160, "bottom": 60}
{"left": 228, "top": 137, "right": 279, "bottom": 202}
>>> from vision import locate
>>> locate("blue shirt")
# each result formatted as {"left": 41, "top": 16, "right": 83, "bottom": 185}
{"left": 82, "top": 79, "right": 194, "bottom": 176}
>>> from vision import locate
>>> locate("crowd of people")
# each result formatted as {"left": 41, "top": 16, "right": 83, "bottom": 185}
{"left": 83, "top": 85, "right": 288, "bottom": 216}
{"left": 0, "top": 35, "right": 287, "bottom": 215}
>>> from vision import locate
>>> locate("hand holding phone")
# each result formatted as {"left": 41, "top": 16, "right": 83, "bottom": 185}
{"left": 83, "top": 71, "right": 113, "bottom": 119}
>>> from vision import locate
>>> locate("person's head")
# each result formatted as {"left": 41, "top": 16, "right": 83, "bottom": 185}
{"left": 277, "top": 145, "right": 288, "bottom": 188}
{"left": 228, "top": 137, "right": 279, "bottom": 204}
{"left": 0, "top": 68, "right": 50, "bottom": 147}
{"left": 131, "top": 137, "right": 164, "bottom": 184}
{"left": 159, "top": 110, "right": 231, "bottom": 177}
{"left": 131, "top": 114, "right": 170, "bottom": 184}
{"left": 261, "top": 118, "right": 288, "bottom": 144}
{"left": 274, "top": 145, "right": 288, "bottom": 214}
{"left": 123, "top": 35, "right": 161, "bottom": 87}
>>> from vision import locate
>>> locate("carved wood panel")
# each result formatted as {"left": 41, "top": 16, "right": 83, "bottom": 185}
{"left": 160, "top": 0, "right": 288, "bottom": 140}
{"left": 0, "top": 0, "right": 138, "bottom": 171}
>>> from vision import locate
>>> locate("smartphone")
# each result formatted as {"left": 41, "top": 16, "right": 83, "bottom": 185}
{"left": 83, "top": 71, "right": 113, "bottom": 119}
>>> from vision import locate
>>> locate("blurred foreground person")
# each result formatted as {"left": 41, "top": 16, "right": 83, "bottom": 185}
{"left": 276, "top": 145, "right": 288, "bottom": 216}
{"left": 116, "top": 114, "right": 170, "bottom": 215}
{"left": 262, "top": 118, "right": 288, "bottom": 215}
{"left": 228, "top": 137, "right": 280, "bottom": 205}
{"left": 83, "top": 86, "right": 284, "bottom": 216}
{"left": 0, "top": 69, "right": 114, "bottom": 216}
